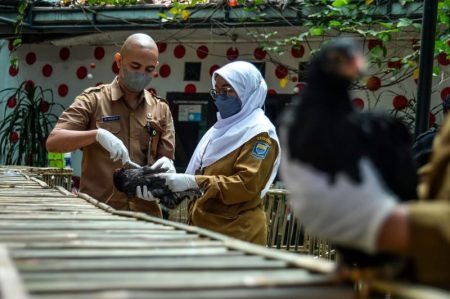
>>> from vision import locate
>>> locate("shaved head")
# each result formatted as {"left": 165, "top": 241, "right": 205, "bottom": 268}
{"left": 120, "top": 33, "right": 158, "bottom": 58}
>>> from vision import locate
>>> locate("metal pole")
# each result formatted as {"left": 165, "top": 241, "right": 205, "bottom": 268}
{"left": 415, "top": 0, "right": 438, "bottom": 137}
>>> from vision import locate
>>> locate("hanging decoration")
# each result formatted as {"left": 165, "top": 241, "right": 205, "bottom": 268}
{"left": 352, "top": 98, "right": 365, "bottom": 110}
{"left": 58, "top": 84, "right": 69, "bottom": 97}
{"left": 159, "top": 64, "right": 171, "bottom": 78}
{"left": 25, "top": 52, "right": 37, "bottom": 65}
{"left": 368, "top": 39, "right": 383, "bottom": 50}
{"left": 392, "top": 95, "right": 408, "bottom": 110}
{"left": 174, "top": 45, "right": 186, "bottom": 59}
{"left": 279, "top": 76, "right": 289, "bottom": 88}
{"left": 9, "top": 65, "right": 19, "bottom": 77}
{"left": 291, "top": 45, "right": 305, "bottom": 58}
{"left": 226, "top": 47, "right": 239, "bottom": 60}
{"left": 59, "top": 47, "right": 70, "bottom": 61}
{"left": 94, "top": 47, "right": 105, "bottom": 60}
{"left": 253, "top": 48, "right": 266, "bottom": 60}
{"left": 366, "top": 76, "right": 381, "bottom": 91}
{"left": 157, "top": 42, "right": 167, "bottom": 53}
{"left": 441, "top": 87, "right": 450, "bottom": 100}
{"left": 437, "top": 52, "right": 450, "bottom": 66}
{"left": 42, "top": 64, "right": 53, "bottom": 77}
{"left": 185, "top": 84, "right": 197, "bottom": 94}
{"left": 267, "top": 89, "right": 277, "bottom": 96}
{"left": 76, "top": 66, "right": 88, "bottom": 80}
{"left": 275, "top": 65, "right": 288, "bottom": 79}
{"left": 209, "top": 65, "right": 220, "bottom": 76}
{"left": 429, "top": 112, "right": 436, "bottom": 127}
{"left": 196, "top": 45, "right": 209, "bottom": 59}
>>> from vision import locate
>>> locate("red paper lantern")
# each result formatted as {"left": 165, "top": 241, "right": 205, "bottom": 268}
{"left": 94, "top": 46, "right": 105, "bottom": 60}
{"left": 58, "top": 84, "right": 69, "bottom": 97}
{"left": 275, "top": 65, "right": 288, "bottom": 79}
{"left": 42, "top": 64, "right": 53, "bottom": 77}
{"left": 229, "top": 0, "right": 237, "bottom": 7}
{"left": 147, "top": 88, "right": 157, "bottom": 95}
{"left": 24, "top": 80, "right": 35, "bottom": 92}
{"left": 25, "top": 52, "right": 37, "bottom": 65}
{"left": 7, "top": 96, "right": 17, "bottom": 108}
{"left": 159, "top": 64, "right": 171, "bottom": 78}
{"left": 9, "top": 65, "right": 19, "bottom": 77}
{"left": 429, "top": 112, "right": 436, "bottom": 127}
{"left": 196, "top": 45, "right": 209, "bottom": 59}
{"left": 226, "top": 47, "right": 239, "bottom": 60}
{"left": 76, "top": 66, "right": 87, "bottom": 79}
{"left": 267, "top": 89, "right": 277, "bottom": 96}
{"left": 39, "top": 101, "right": 50, "bottom": 113}
{"left": 366, "top": 76, "right": 381, "bottom": 91}
{"left": 157, "top": 42, "right": 167, "bottom": 53}
{"left": 392, "top": 95, "right": 408, "bottom": 110}
{"left": 185, "top": 84, "right": 197, "bottom": 94}
{"left": 352, "top": 98, "right": 365, "bottom": 110}
{"left": 8, "top": 40, "right": 14, "bottom": 51}
{"left": 112, "top": 61, "right": 120, "bottom": 74}
{"left": 296, "top": 83, "right": 306, "bottom": 92}
{"left": 174, "top": 45, "right": 186, "bottom": 59}
{"left": 291, "top": 45, "right": 305, "bottom": 58}
{"left": 95, "top": 82, "right": 103, "bottom": 87}
{"left": 9, "top": 132, "right": 19, "bottom": 144}
{"left": 59, "top": 47, "right": 70, "bottom": 61}
{"left": 253, "top": 47, "right": 267, "bottom": 60}
{"left": 437, "top": 52, "right": 450, "bottom": 66}
{"left": 368, "top": 39, "right": 383, "bottom": 51}
{"left": 209, "top": 64, "right": 220, "bottom": 76}
{"left": 387, "top": 59, "right": 402, "bottom": 69}
{"left": 441, "top": 87, "right": 450, "bottom": 101}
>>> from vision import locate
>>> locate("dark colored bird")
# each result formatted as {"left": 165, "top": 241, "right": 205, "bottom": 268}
{"left": 113, "top": 166, "right": 201, "bottom": 209}
{"left": 283, "top": 39, "right": 418, "bottom": 267}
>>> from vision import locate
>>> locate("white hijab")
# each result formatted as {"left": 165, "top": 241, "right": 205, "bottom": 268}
{"left": 186, "top": 61, "right": 281, "bottom": 197}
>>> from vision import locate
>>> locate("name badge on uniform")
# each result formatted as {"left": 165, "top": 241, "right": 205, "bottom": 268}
{"left": 102, "top": 115, "right": 120, "bottom": 122}
{"left": 252, "top": 141, "right": 270, "bottom": 160}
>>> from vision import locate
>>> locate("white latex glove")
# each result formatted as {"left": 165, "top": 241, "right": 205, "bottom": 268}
{"left": 136, "top": 185, "right": 157, "bottom": 202}
{"left": 96, "top": 128, "right": 130, "bottom": 164}
{"left": 158, "top": 173, "right": 198, "bottom": 192}
{"left": 280, "top": 154, "right": 397, "bottom": 254}
{"left": 151, "top": 156, "right": 176, "bottom": 173}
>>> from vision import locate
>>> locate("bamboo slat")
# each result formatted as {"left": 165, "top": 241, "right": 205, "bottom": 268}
{"left": 0, "top": 168, "right": 447, "bottom": 299}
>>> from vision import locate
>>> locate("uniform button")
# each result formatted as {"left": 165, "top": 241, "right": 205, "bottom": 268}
{"left": 146, "top": 113, "right": 152, "bottom": 119}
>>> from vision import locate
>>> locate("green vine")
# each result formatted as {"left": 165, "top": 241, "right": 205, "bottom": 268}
{"left": 10, "top": 0, "right": 30, "bottom": 69}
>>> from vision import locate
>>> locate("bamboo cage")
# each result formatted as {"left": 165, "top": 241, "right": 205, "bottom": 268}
{"left": 0, "top": 166, "right": 72, "bottom": 191}
{"left": 0, "top": 167, "right": 448, "bottom": 299}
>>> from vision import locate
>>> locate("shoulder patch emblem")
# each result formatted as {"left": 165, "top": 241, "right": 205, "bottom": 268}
{"left": 252, "top": 141, "right": 271, "bottom": 160}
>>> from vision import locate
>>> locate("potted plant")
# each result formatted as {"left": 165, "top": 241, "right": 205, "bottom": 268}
{"left": 0, "top": 80, "right": 64, "bottom": 166}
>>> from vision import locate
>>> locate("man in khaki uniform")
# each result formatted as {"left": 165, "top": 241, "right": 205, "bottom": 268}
{"left": 136, "top": 61, "right": 281, "bottom": 245}
{"left": 46, "top": 33, "right": 175, "bottom": 217}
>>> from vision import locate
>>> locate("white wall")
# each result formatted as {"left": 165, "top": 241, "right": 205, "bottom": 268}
{"left": 1, "top": 34, "right": 449, "bottom": 175}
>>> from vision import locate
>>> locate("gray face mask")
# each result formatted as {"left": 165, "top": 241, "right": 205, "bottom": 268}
{"left": 121, "top": 66, "right": 153, "bottom": 92}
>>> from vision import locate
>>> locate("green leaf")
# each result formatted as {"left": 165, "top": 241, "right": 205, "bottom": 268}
{"left": 309, "top": 27, "right": 323, "bottom": 36}
{"left": 332, "top": 0, "right": 349, "bottom": 8}
{"left": 329, "top": 20, "right": 341, "bottom": 27}
{"left": 397, "top": 18, "right": 413, "bottom": 28}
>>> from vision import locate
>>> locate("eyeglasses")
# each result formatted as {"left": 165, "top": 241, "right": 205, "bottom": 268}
{"left": 209, "top": 87, "right": 235, "bottom": 99}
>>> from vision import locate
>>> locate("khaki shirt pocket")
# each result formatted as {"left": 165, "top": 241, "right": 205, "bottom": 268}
{"left": 96, "top": 120, "right": 121, "bottom": 134}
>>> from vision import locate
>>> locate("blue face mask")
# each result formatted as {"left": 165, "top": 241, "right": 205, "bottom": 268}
{"left": 214, "top": 94, "right": 242, "bottom": 119}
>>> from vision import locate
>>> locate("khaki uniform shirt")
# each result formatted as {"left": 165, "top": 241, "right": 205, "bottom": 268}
{"left": 55, "top": 78, "right": 175, "bottom": 217}
{"left": 191, "top": 133, "right": 279, "bottom": 245}
{"left": 410, "top": 116, "right": 450, "bottom": 289}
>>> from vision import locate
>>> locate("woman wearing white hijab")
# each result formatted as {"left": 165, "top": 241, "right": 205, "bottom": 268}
{"left": 146, "top": 61, "right": 280, "bottom": 244}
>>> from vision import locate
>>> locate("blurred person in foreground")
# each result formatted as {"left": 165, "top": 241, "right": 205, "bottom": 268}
{"left": 280, "top": 38, "right": 449, "bottom": 289}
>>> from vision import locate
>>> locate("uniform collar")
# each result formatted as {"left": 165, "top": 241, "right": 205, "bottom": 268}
{"left": 110, "top": 77, "right": 146, "bottom": 103}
